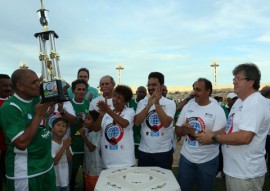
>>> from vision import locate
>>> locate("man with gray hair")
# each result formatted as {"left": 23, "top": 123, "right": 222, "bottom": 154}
{"left": 197, "top": 63, "right": 270, "bottom": 191}
{"left": 82, "top": 75, "right": 116, "bottom": 188}
{"left": 90, "top": 75, "right": 115, "bottom": 112}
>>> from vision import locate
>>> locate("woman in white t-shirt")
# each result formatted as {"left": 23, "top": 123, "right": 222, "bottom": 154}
{"left": 97, "top": 85, "right": 136, "bottom": 168}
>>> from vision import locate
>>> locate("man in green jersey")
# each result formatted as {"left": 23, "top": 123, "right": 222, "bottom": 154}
{"left": 0, "top": 69, "right": 55, "bottom": 191}
{"left": 128, "top": 86, "right": 147, "bottom": 158}
{"left": 69, "top": 79, "right": 90, "bottom": 191}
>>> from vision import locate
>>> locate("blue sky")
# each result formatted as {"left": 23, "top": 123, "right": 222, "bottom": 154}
{"left": 1, "top": 0, "right": 270, "bottom": 88}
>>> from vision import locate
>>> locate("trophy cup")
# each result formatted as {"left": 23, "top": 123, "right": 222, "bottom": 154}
{"left": 35, "top": 0, "right": 68, "bottom": 103}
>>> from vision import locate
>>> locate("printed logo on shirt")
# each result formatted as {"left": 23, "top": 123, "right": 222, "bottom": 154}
{"left": 187, "top": 109, "right": 194, "bottom": 113}
{"left": 226, "top": 113, "right": 234, "bottom": 134}
{"left": 146, "top": 110, "right": 163, "bottom": 137}
{"left": 238, "top": 106, "right": 243, "bottom": 111}
{"left": 205, "top": 113, "right": 213, "bottom": 118}
{"left": 39, "top": 118, "right": 46, "bottom": 128}
{"left": 41, "top": 128, "right": 50, "bottom": 139}
{"left": 186, "top": 117, "right": 205, "bottom": 146}
{"left": 27, "top": 113, "right": 32, "bottom": 120}
{"left": 104, "top": 122, "right": 124, "bottom": 150}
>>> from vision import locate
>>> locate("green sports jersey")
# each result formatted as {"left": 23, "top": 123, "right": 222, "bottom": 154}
{"left": 70, "top": 99, "right": 90, "bottom": 153}
{"left": 128, "top": 99, "right": 141, "bottom": 144}
{"left": 0, "top": 95, "right": 53, "bottom": 179}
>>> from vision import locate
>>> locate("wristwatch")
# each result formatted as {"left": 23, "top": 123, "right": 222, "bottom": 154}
{"left": 211, "top": 135, "right": 219, "bottom": 144}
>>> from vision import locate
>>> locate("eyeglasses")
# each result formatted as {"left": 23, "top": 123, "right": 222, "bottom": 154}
{"left": 233, "top": 77, "right": 249, "bottom": 82}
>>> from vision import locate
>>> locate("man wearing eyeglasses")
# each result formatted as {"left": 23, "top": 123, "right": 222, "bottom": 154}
{"left": 196, "top": 63, "right": 270, "bottom": 191}
{"left": 134, "top": 72, "right": 176, "bottom": 170}
{"left": 67, "top": 68, "right": 99, "bottom": 101}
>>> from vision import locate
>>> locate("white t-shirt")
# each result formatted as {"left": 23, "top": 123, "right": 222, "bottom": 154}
{"left": 176, "top": 101, "right": 226, "bottom": 163}
{"left": 136, "top": 97, "right": 176, "bottom": 153}
{"left": 189, "top": 96, "right": 219, "bottom": 105}
{"left": 90, "top": 95, "right": 113, "bottom": 111}
{"left": 51, "top": 140, "right": 73, "bottom": 187}
{"left": 83, "top": 130, "right": 103, "bottom": 176}
{"left": 101, "top": 106, "right": 135, "bottom": 168}
{"left": 222, "top": 92, "right": 270, "bottom": 179}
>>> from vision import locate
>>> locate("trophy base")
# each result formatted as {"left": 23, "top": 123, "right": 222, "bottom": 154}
{"left": 40, "top": 79, "right": 69, "bottom": 103}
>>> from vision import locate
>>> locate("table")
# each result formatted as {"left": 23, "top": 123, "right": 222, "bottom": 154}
{"left": 94, "top": 167, "right": 181, "bottom": 191}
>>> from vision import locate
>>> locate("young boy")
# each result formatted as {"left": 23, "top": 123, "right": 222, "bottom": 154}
{"left": 79, "top": 110, "right": 103, "bottom": 191}
{"left": 51, "top": 118, "right": 73, "bottom": 191}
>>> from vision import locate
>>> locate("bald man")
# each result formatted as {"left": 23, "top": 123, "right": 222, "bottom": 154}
{"left": 0, "top": 69, "right": 56, "bottom": 191}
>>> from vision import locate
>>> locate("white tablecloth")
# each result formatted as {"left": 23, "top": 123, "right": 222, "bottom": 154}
{"left": 94, "top": 167, "right": 181, "bottom": 191}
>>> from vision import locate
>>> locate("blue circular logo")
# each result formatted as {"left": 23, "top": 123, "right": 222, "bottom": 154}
{"left": 45, "top": 82, "right": 56, "bottom": 92}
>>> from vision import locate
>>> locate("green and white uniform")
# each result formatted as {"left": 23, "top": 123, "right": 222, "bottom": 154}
{"left": 70, "top": 99, "right": 90, "bottom": 153}
{"left": 0, "top": 94, "right": 54, "bottom": 191}
{"left": 70, "top": 99, "right": 90, "bottom": 169}
{"left": 128, "top": 99, "right": 141, "bottom": 145}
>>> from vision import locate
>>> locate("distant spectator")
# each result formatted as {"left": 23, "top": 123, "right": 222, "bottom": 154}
{"left": 128, "top": 86, "right": 147, "bottom": 159}
{"left": 0, "top": 74, "right": 12, "bottom": 191}
{"left": 67, "top": 68, "right": 99, "bottom": 101}
{"left": 226, "top": 92, "right": 238, "bottom": 111}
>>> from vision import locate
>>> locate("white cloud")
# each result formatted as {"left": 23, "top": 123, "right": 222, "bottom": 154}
{"left": 1, "top": 0, "right": 270, "bottom": 88}
{"left": 256, "top": 35, "right": 270, "bottom": 42}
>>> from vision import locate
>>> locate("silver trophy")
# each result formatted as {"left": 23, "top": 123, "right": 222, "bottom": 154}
{"left": 35, "top": 0, "right": 68, "bottom": 103}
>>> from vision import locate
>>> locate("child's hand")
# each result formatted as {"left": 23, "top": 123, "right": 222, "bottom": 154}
{"left": 78, "top": 128, "right": 86, "bottom": 137}
{"left": 63, "top": 137, "right": 72, "bottom": 149}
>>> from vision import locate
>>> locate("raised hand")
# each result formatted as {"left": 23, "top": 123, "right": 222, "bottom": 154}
{"left": 78, "top": 127, "right": 86, "bottom": 137}
{"left": 148, "top": 88, "right": 162, "bottom": 106}
{"left": 97, "top": 99, "right": 109, "bottom": 114}
{"left": 63, "top": 137, "right": 72, "bottom": 149}
{"left": 35, "top": 102, "right": 55, "bottom": 117}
